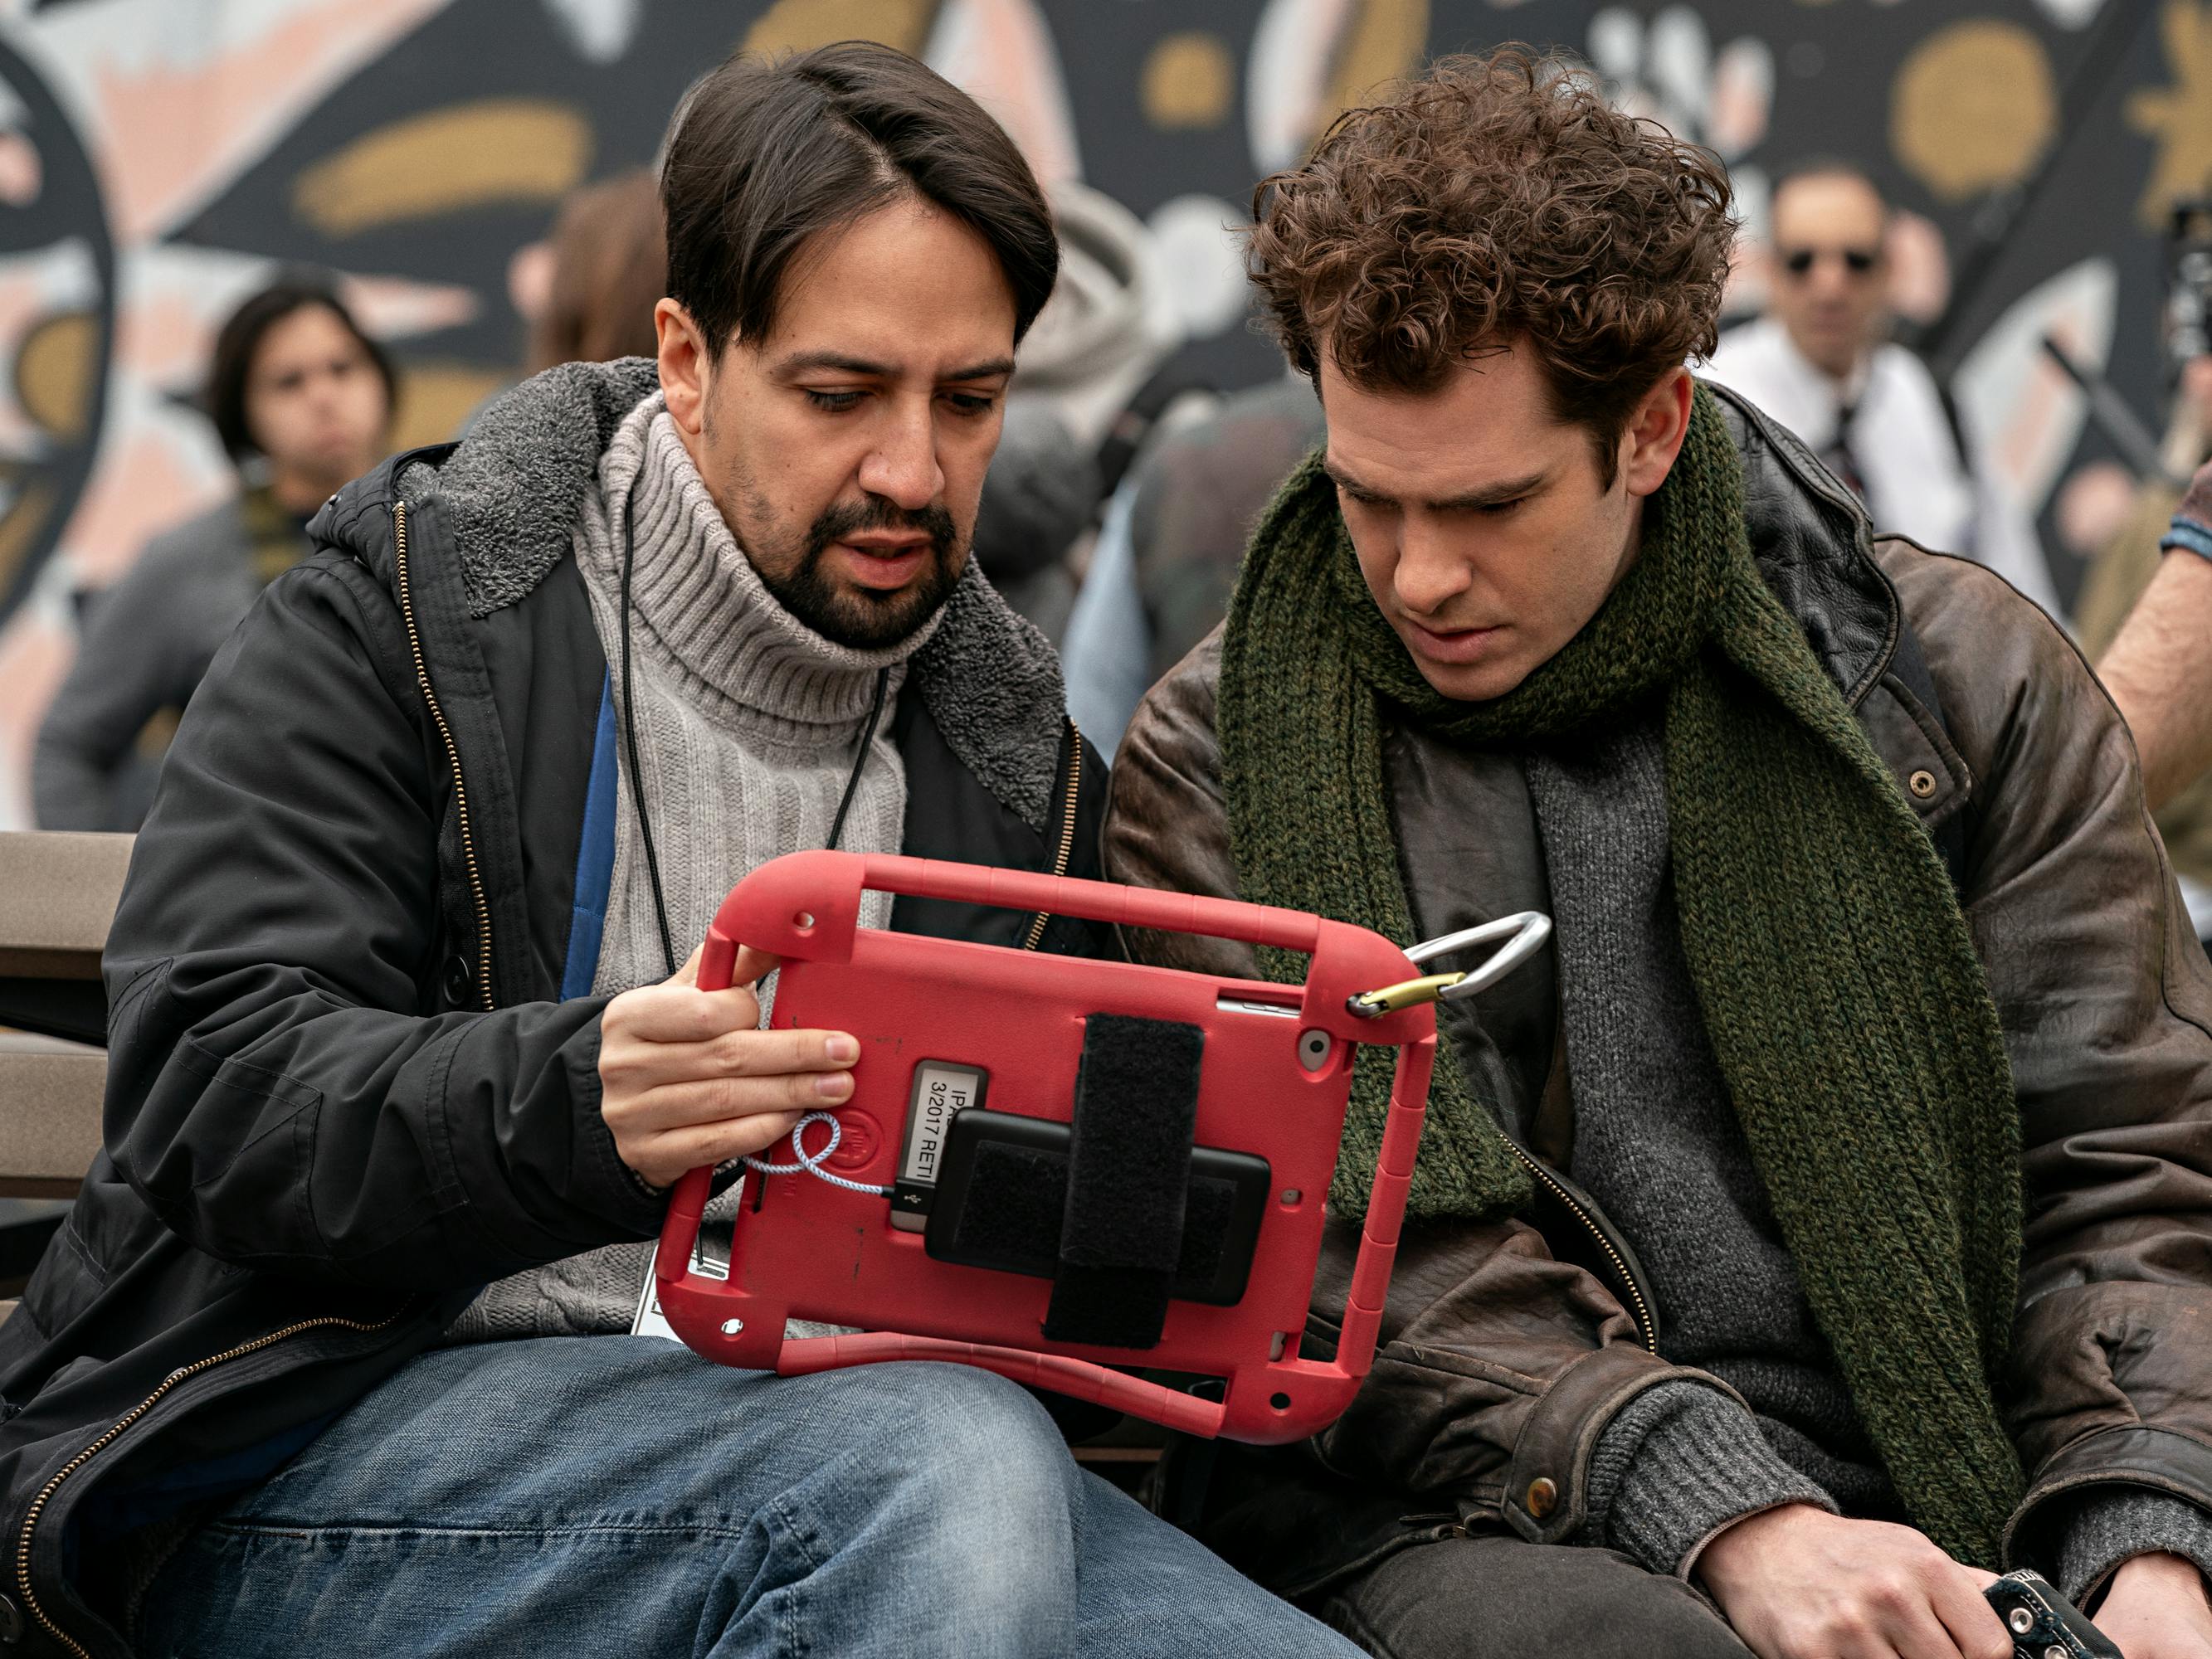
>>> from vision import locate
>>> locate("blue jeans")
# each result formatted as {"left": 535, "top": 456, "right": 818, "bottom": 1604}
{"left": 138, "top": 1338, "right": 1356, "bottom": 1658}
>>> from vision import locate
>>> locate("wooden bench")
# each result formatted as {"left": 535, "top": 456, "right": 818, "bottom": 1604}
{"left": 0, "top": 832, "right": 129, "bottom": 1201}
{"left": 0, "top": 836, "right": 127, "bottom": 1203}
{"left": 0, "top": 831, "right": 129, "bottom": 1298}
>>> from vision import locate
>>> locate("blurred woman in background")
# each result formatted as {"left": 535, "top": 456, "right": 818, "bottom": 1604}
{"left": 33, "top": 275, "right": 393, "bottom": 830}
{"left": 526, "top": 168, "right": 665, "bottom": 371}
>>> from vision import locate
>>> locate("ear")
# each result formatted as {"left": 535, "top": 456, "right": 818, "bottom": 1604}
{"left": 656, "top": 299, "right": 715, "bottom": 437}
{"left": 1620, "top": 368, "right": 1695, "bottom": 501}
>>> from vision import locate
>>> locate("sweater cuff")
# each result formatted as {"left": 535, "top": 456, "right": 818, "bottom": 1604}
{"left": 1586, "top": 1380, "right": 1836, "bottom": 1579}
{"left": 2053, "top": 1486, "right": 2212, "bottom": 1607}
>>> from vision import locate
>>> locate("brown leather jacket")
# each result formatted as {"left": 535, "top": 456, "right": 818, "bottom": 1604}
{"left": 1101, "top": 389, "right": 2212, "bottom": 1600}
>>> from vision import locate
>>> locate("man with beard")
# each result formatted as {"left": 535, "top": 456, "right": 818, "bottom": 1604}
{"left": 0, "top": 44, "right": 1361, "bottom": 1659}
{"left": 1105, "top": 51, "right": 2212, "bottom": 1659}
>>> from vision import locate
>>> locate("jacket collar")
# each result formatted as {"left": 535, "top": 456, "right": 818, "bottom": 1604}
{"left": 1704, "top": 377, "right": 1901, "bottom": 709}
{"left": 312, "top": 357, "right": 661, "bottom": 615}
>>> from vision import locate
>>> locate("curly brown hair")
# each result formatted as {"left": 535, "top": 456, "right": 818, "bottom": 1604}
{"left": 1247, "top": 49, "right": 1736, "bottom": 478}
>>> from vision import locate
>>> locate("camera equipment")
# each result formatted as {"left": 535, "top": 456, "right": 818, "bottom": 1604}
{"left": 654, "top": 849, "right": 1548, "bottom": 1443}
{"left": 1983, "top": 1569, "right": 2120, "bottom": 1659}
{"left": 2039, "top": 335, "right": 2180, "bottom": 487}
{"left": 2166, "top": 196, "right": 2212, "bottom": 381}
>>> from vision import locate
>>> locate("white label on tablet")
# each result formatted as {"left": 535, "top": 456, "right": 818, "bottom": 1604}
{"left": 902, "top": 1062, "right": 985, "bottom": 1185}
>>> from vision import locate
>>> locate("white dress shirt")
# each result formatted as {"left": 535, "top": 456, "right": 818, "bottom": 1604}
{"left": 1704, "top": 318, "right": 1976, "bottom": 547}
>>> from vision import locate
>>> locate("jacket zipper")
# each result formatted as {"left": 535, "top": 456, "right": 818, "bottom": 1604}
{"left": 16, "top": 1309, "right": 409, "bottom": 1657}
{"left": 1020, "top": 720, "right": 1084, "bottom": 951}
{"left": 391, "top": 500, "right": 495, "bottom": 1012}
{"left": 1503, "top": 1141, "right": 1659, "bottom": 1354}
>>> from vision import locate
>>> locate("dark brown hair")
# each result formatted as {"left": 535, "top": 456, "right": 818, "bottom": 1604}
{"left": 207, "top": 275, "right": 395, "bottom": 465}
{"left": 528, "top": 169, "right": 668, "bottom": 372}
{"left": 660, "top": 40, "right": 1057, "bottom": 353}
{"left": 1247, "top": 49, "right": 1736, "bottom": 478}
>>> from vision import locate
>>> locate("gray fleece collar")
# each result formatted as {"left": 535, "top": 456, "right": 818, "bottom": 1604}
{"left": 397, "top": 357, "right": 1068, "bottom": 837}
{"left": 399, "top": 356, "right": 660, "bottom": 617}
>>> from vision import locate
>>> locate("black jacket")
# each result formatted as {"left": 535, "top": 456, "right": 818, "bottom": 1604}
{"left": 0, "top": 361, "right": 1108, "bottom": 1657}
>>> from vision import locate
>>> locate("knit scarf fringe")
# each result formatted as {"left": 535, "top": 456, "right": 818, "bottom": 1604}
{"left": 1218, "top": 385, "right": 2024, "bottom": 1564}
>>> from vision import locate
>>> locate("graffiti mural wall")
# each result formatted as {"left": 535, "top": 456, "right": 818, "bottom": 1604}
{"left": 0, "top": 0, "right": 2198, "bottom": 825}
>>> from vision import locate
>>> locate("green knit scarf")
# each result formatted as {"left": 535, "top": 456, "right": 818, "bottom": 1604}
{"left": 1219, "top": 386, "right": 2024, "bottom": 1564}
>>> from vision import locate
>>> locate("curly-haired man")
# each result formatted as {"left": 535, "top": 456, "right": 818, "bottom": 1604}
{"left": 1104, "top": 51, "right": 2212, "bottom": 1659}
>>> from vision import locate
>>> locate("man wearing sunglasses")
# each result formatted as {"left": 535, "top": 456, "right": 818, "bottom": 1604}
{"left": 1704, "top": 162, "right": 2056, "bottom": 613}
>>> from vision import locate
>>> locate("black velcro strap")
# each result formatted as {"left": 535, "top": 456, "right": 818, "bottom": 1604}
{"left": 1040, "top": 1014, "right": 1205, "bottom": 1349}
{"left": 948, "top": 1143, "right": 1067, "bottom": 1261}
{"left": 937, "top": 1132, "right": 1252, "bottom": 1299}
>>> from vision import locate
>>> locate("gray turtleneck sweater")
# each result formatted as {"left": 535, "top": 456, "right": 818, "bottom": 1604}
{"left": 444, "top": 392, "right": 934, "bottom": 1342}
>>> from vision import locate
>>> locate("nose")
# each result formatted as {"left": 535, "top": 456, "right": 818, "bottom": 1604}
{"left": 856, "top": 397, "right": 944, "bottom": 512}
{"left": 305, "top": 367, "right": 347, "bottom": 413}
{"left": 1810, "top": 263, "right": 1851, "bottom": 305}
{"left": 1391, "top": 513, "right": 1475, "bottom": 616}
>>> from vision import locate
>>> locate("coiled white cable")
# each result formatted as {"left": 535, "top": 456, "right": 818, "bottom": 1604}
{"left": 742, "top": 1112, "right": 894, "bottom": 1196}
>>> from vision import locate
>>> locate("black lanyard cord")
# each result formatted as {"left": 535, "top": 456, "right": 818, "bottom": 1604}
{"left": 618, "top": 532, "right": 894, "bottom": 981}
{"left": 826, "top": 665, "right": 891, "bottom": 855}
{"left": 619, "top": 531, "right": 680, "bottom": 979}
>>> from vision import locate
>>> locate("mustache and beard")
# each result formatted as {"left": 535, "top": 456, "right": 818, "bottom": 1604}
{"left": 752, "top": 494, "right": 966, "bottom": 650}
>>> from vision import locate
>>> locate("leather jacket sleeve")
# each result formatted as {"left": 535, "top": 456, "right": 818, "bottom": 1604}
{"left": 1103, "top": 632, "right": 1691, "bottom": 1536}
{"left": 100, "top": 554, "right": 665, "bottom": 1291}
{"left": 1883, "top": 544, "right": 2212, "bottom": 1565}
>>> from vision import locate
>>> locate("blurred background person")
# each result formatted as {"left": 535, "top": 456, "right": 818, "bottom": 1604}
{"left": 1062, "top": 376, "right": 1321, "bottom": 757}
{"left": 32, "top": 276, "right": 393, "bottom": 831}
{"left": 970, "top": 182, "right": 1169, "bottom": 642}
{"left": 1704, "top": 159, "right": 2061, "bottom": 615}
{"left": 524, "top": 168, "right": 666, "bottom": 371}
{"left": 970, "top": 401, "right": 1099, "bottom": 640}
{"left": 1707, "top": 160, "right": 1970, "bottom": 544}
{"left": 2100, "top": 470, "right": 2212, "bottom": 812}
{"left": 2076, "top": 356, "right": 2212, "bottom": 941}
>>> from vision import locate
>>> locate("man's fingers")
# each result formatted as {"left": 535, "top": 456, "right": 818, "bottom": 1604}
{"left": 1928, "top": 1567, "right": 2011, "bottom": 1659}
{"left": 606, "top": 979, "right": 763, "bottom": 1046}
{"left": 1869, "top": 1604, "right": 1970, "bottom": 1659}
{"left": 599, "top": 956, "right": 854, "bottom": 1186}
{"left": 672, "top": 943, "right": 704, "bottom": 987}
{"left": 610, "top": 1027, "right": 856, "bottom": 1092}
{"left": 708, "top": 1026, "right": 855, "bottom": 1078}
{"left": 612, "top": 1068, "right": 855, "bottom": 1135}
{"left": 637, "top": 1112, "right": 804, "bottom": 1184}
{"left": 728, "top": 944, "right": 781, "bottom": 989}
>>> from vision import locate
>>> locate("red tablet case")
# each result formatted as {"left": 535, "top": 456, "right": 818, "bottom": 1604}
{"left": 656, "top": 850, "right": 1437, "bottom": 1445}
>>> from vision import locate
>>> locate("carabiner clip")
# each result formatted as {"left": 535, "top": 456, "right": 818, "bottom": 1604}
{"left": 1347, "top": 912, "right": 1552, "bottom": 1019}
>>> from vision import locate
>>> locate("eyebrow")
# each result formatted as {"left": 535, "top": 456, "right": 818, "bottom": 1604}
{"left": 772, "top": 350, "right": 1016, "bottom": 383}
{"left": 1323, "top": 460, "right": 1549, "bottom": 511}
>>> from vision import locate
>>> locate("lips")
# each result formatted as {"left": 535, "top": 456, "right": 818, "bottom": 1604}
{"left": 833, "top": 539, "right": 932, "bottom": 591}
{"left": 1403, "top": 617, "right": 1503, "bottom": 666}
